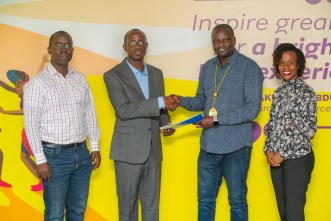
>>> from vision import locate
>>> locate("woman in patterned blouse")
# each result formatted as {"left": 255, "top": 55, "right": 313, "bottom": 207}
{"left": 264, "top": 43, "right": 317, "bottom": 221}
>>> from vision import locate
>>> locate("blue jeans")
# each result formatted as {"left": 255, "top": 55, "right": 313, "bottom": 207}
{"left": 198, "top": 147, "right": 251, "bottom": 221}
{"left": 42, "top": 142, "right": 93, "bottom": 221}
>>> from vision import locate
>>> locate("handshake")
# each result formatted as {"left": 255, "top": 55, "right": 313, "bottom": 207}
{"left": 163, "top": 94, "right": 180, "bottom": 111}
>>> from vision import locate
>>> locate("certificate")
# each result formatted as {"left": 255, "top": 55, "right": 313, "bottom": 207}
{"left": 160, "top": 114, "right": 203, "bottom": 130}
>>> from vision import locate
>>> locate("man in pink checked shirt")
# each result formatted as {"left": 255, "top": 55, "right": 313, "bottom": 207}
{"left": 24, "top": 31, "right": 101, "bottom": 221}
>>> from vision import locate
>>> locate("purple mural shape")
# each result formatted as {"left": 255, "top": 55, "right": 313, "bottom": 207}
{"left": 252, "top": 121, "right": 262, "bottom": 143}
{"left": 264, "top": 123, "right": 268, "bottom": 136}
{"left": 305, "top": 0, "right": 321, "bottom": 4}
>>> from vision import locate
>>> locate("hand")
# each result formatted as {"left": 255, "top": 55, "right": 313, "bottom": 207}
{"left": 271, "top": 153, "right": 284, "bottom": 166}
{"left": 164, "top": 96, "right": 178, "bottom": 111}
{"left": 37, "top": 162, "right": 52, "bottom": 181}
{"left": 168, "top": 94, "right": 181, "bottom": 111}
{"left": 193, "top": 116, "right": 214, "bottom": 128}
{"left": 169, "top": 94, "right": 180, "bottom": 106}
{"left": 162, "top": 128, "right": 175, "bottom": 137}
{"left": 91, "top": 151, "right": 101, "bottom": 170}
{"left": 266, "top": 150, "right": 278, "bottom": 167}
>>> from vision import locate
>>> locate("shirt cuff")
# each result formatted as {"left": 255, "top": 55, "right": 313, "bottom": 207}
{"left": 89, "top": 140, "right": 100, "bottom": 152}
{"left": 34, "top": 151, "right": 47, "bottom": 165}
{"left": 158, "top": 96, "right": 165, "bottom": 109}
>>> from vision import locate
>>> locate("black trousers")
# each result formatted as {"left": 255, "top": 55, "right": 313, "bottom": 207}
{"left": 270, "top": 151, "right": 314, "bottom": 221}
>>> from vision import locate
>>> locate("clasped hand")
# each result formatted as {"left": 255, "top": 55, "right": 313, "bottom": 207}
{"left": 163, "top": 95, "right": 180, "bottom": 111}
{"left": 266, "top": 150, "right": 284, "bottom": 167}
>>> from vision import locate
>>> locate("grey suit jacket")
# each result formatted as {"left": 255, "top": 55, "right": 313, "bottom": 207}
{"left": 104, "top": 59, "right": 171, "bottom": 164}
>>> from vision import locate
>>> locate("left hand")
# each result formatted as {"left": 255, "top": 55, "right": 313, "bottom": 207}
{"left": 194, "top": 116, "right": 214, "bottom": 128}
{"left": 266, "top": 150, "right": 279, "bottom": 167}
{"left": 91, "top": 151, "right": 101, "bottom": 170}
{"left": 164, "top": 96, "right": 178, "bottom": 111}
{"left": 271, "top": 153, "right": 284, "bottom": 166}
{"left": 162, "top": 129, "right": 175, "bottom": 137}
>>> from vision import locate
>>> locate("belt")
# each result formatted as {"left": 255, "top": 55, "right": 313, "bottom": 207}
{"left": 42, "top": 141, "right": 83, "bottom": 148}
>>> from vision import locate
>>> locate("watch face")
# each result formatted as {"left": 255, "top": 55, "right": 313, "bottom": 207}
{"left": 213, "top": 121, "right": 219, "bottom": 126}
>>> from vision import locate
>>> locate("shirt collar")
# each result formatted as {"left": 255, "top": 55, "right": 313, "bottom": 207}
{"left": 212, "top": 49, "right": 239, "bottom": 67}
{"left": 282, "top": 77, "right": 301, "bottom": 85}
{"left": 125, "top": 58, "right": 148, "bottom": 76}
{"left": 46, "top": 63, "right": 74, "bottom": 78}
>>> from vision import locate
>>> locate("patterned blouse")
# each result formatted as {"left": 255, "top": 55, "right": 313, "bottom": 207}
{"left": 264, "top": 77, "right": 317, "bottom": 160}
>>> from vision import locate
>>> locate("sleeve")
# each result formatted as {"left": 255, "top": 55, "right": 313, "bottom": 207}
{"left": 84, "top": 81, "right": 100, "bottom": 152}
{"left": 289, "top": 89, "right": 317, "bottom": 140}
{"left": 157, "top": 96, "right": 165, "bottom": 109}
{"left": 278, "top": 89, "right": 317, "bottom": 159}
{"left": 23, "top": 81, "right": 47, "bottom": 164}
{"left": 158, "top": 73, "right": 171, "bottom": 127}
{"left": 180, "top": 67, "right": 206, "bottom": 111}
{"left": 275, "top": 88, "right": 316, "bottom": 160}
{"left": 219, "top": 62, "right": 263, "bottom": 125}
{"left": 263, "top": 100, "right": 276, "bottom": 154}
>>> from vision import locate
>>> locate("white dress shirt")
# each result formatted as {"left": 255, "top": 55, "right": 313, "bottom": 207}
{"left": 24, "top": 63, "right": 100, "bottom": 164}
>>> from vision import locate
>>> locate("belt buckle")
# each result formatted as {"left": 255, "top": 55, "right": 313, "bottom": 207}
{"left": 42, "top": 142, "right": 58, "bottom": 148}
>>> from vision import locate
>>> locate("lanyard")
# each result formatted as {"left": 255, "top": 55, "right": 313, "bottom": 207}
{"left": 212, "top": 63, "right": 231, "bottom": 107}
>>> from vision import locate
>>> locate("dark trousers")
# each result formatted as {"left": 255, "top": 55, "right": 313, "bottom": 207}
{"left": 270, "top": 151, "right": 314, "bottom": 221}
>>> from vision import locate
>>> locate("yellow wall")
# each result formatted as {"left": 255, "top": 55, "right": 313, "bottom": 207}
{"left": 0, "top": 75, "right": 330, "bottom": 220}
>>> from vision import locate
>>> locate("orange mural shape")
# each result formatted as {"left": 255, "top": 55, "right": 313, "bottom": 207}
{"left": 0, "top": 188, "right": 43, "bottom": 220}
{"left": 0, "top": 24, "right": 118, "bottom": 82}
{"left": 0, "top": 187, "right": 108, "bottom": 221}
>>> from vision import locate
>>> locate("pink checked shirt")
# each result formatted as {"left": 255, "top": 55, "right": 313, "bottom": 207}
{"left": 23, "top": 63, "right": 100, "bottom": 164}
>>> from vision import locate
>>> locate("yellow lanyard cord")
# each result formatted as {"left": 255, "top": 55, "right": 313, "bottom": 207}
{"left": 212, "top": 64, "right": 232, "bottom": 107}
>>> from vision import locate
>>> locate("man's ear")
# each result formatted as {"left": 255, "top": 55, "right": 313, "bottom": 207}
{"left": 123, "top": 44, "right": 127, "bottom": 52}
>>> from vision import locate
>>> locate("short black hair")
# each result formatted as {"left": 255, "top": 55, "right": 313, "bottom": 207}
{"left": 49, "top": 31, "right": 72, "bottom": 46}
{"left": 123, "top": 29, "right": 147, "bottom": 44}
{"left": 211, "top": 24, "right": 235, "bottom": 38}
{"left": 273, "top": 43, "right": 306, "bottom": 77}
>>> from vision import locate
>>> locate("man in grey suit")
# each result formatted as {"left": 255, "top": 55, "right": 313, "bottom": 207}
{"left": 104, "top": 29, "right": 177, "bottom": 221}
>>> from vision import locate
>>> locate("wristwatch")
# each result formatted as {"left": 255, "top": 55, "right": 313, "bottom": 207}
{"left": 213, "top": 116, "right": 219, "bottom": 126}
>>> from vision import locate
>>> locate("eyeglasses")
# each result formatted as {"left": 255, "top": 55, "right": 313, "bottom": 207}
{"left": 53, "top": 43, "right": 73, "bottom": 51}
{"left": 127, "top": 41, "right": 147, "bottom": 47}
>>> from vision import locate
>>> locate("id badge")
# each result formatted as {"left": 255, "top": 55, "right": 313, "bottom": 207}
{"left": 209, "top": 107, "right": 218, "bottom": 117}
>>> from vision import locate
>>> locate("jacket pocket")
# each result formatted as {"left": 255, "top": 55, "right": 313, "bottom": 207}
{"left": 114, "top": 126, "right": 136, "bottom": 134}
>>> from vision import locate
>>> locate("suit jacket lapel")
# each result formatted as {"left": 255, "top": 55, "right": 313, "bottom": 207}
{"left": 120, "top": 59, "right": 145, "bottom": 99}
